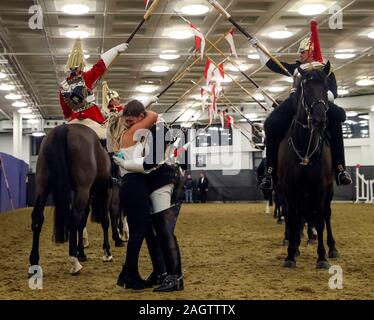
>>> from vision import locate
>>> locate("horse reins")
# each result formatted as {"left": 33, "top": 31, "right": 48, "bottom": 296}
{"left": 289, "top": 80, "right": 328, "bottom": 166}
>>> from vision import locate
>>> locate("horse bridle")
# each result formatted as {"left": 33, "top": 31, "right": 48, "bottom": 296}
{"left": 289, "top": 79, "right": 328, "bottom": 166}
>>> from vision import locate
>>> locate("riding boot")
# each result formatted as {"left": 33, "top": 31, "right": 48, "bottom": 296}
{"left": 260, "top": 138, "right": 277, "bottom": 190}
{"left": 327, "top": 121, "right": 352, "bottom": 186}
{"left": 151, "top": 206, "right": 184, "bottom": 292}
{"left": 144, "top": 224, "right": 167, "bottom": 287}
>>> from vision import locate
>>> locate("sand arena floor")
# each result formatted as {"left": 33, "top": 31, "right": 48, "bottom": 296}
{"left": 0, "top": 203, "right": 373, "bottom": 300}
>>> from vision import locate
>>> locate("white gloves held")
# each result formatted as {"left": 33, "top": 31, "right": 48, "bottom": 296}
{"left": 116, "top": 43, "right": 129, "bottom": 53}
{"left": 249, "top": 37, "right": 258, "bottom": 46}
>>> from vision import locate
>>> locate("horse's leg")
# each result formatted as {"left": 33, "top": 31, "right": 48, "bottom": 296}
{"left": 68, "top": 187, "right": 89, "bottom": 275}
{"left": 325, "top": 194, "right": 339, "bottom": 259}
{"left": 101, "top": 184, "right": 113, "bottom": 262}
{"left": 77, "top": 205, "right": 90, "bottom": 262}
{"left": 283, "top": 204, "right": 299, "bottom": 267}
{"left": 29, "top": 186, "right": 49, "bottom": 269}
{"left": 315, "top": 209, "right": 330, "bottom": 269}
{"left": 110, "top": 186, "right": 125, "bottom": 247}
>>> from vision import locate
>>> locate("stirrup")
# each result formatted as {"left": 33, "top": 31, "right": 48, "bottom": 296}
{"left": 260, "top": 174, "right": 273, "bottom": 190}
{"left": 337, "top": 170, "right": 352, "bottom": 186}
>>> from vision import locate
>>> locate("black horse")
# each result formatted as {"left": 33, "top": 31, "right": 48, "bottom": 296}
{"left": 278, "top": 62, "right": 339, "bottom": 269}
{"left": 29, "top": 124, "right": 112, "bottom": 275}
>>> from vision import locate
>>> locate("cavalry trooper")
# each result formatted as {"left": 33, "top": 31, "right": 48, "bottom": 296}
{"left": 59, "top": 38, "right": 128, "bottom": 145}
{"left": 250, "top": 21, "right": 352, "bottom": 190}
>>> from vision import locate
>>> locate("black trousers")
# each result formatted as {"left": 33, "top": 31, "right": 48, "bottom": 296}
{"left": 200, "top": 191, "right": 207, "bottom": 203}
{"left": 264, "top": 97, "right": 347, "bottom": 172}
{"left": 120, "top": 173, "right": 165, "bottom": 278}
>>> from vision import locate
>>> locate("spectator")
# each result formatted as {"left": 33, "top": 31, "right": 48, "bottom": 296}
{"left": 184, "top": 174, "right": 194, "bottom": 203}
{"left": 197, "top": 172, "right": 209, "bottom": 203}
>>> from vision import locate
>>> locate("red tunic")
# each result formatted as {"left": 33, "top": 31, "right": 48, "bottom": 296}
{"left": 59, "top": 59, "right": 107, "bottom": 124}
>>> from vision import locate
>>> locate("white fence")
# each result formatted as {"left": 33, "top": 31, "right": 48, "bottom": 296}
{"left": 355, "top": 166, "right": 374, "bottom": 203}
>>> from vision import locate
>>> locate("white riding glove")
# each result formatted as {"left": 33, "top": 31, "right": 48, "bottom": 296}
{"left": 101, "top": 43, "right": 129, "bottom": 68}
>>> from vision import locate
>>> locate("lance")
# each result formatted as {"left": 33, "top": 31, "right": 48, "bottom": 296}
{"left": 127, "top": 0, "right": 160, "bottom": 43}
{"left": 148, "top": 27, "right": 235, "bottom": 109}
{"left": 204, "top": 55, "right": 268, "bottom": 111}
{"left": 203, "top": 37, "right": 279, "bottom": 108}
{"left": 220, "top": 93, "right": 264, "bottom": 137}
{"left": 169, "top": 100, "right": 200, "bottom": 126}
{"left": 205, "top": 0, "right": 293, "bottom": 77}
{"left": 160, "top": 56, "right": 229, "bottom": 114}
{"left": 191, "top": 78, "right": 263, "bottom": 138}
{"left": 108, "top": 0, "right": 160, "bottom": 70}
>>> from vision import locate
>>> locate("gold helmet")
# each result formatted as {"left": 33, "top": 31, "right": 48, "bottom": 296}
{"left": 108, "top": 90, "right": 119, "bottom": 100}
{"left": 298, "top": 37, "right": 313, "bottom": 53}
{"left": 65, "top": 39, "right": 86, "bottom": 72}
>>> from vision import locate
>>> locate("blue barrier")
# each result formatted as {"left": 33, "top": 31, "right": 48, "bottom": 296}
{"left": 0, "top": 152, "right": 29, "bottom": 213}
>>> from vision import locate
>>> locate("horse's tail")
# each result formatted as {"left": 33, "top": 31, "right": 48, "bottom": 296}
{"left": 46, "top": 125, "right": 71, "bottom": 243}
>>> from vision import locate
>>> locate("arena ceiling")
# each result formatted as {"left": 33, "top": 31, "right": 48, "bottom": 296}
{"left": 0, "top": 0, "right": 373, "bottom": 124}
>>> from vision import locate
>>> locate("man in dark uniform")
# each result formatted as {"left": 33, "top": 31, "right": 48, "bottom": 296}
{"left": 197, "top": 172, "right": 209, "bottom": 203}
{"left": 250, "top": 25, "right": 352, "bottom": 190}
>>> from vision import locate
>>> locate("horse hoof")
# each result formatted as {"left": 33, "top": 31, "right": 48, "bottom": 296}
{"left": 328, "top": 250, "right": 340, "bottom": 259}
{"left": 69, "top": 256, "right": 83, "bottom": 275}
{"left": 295, "top": 249, "right": 300, "bottom": 257}
{"left": 78, "top": 254, "right": 88, "bottom": 262}
{"left": 102, "top": 255, "right": 113, "bottom": 262}
{"left": 283, "top": 260, "right": 296, "bottom": 268}
{"left": 307, "top": 239, "right": 316, "bottom": 245}
{"left": 115, "top": 240, "right": 125, "bottom": 247}
{"left": 316, "top": 261, "right": 330, "bottom": 269}
{"left": 283, "top": 240, "right": 289, "bottom": 246}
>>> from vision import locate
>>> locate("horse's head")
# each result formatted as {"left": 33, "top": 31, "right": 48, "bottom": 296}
{"left": 296, "top": 61, "right": 331, "bottom": 132}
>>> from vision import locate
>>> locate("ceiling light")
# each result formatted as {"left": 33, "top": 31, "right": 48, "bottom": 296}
{"left": 150, "top": 65, "right": 170, "bottom": 73}
{"left": 84, "top": 54, "right": 90, "bottom": 59}
{"left": 0, "top": 72, "right": 7, "bottom": 79}
{"left": 5, "top": 93, "right": 22, "bottom": 100}
{"left": 62, "top": 4, "right": 89, "bottom": 15}
{"left": 268, "top": 86, "right": 285, "bottom": 93}
{"left": 0, "top": 83, "right": 15, "bottom": 91}
{"left": 22, "top": 114, "right": 37, "bottom": 119}
{"left": 27, "top": 119, "right": 39, "bottom": 124}
{"left": 12, "top": 101, "right": 27, "bottom": 108}
{"left": 298, "top": 4, "right": 327, "bottom": 16}
{"left": 268, "top": 30, "right": 293, "bottom": 39}
{"left": 248, "top": 53, "right": 259, "bottom": 59}
{"left": 180, "top": 4, "right": 209, "bottom": 16}
{"left": 356, "top": 79, "right": 374, "bottom": 86}
{"left": 159, "top": 51, "right": 180, "bottom": 60}
{"left": 18, "top": 108, "right": 32, "bottom": 114}
{"left": 253, "top": 93, "right": 265, "bottom": 101}
{"left": 168, "top": 29, "right": 193, "bottom": 40}
{"left": 32, "top": 132, "right": 46, "bottom": 137}
{"left": 338, "top": 88, "right": 349, "bottom": 95}
{"left": 227, "top": 64, "right": 250, "bottom": 72}
{"left": 136, "top": 85, "right": 157, "bottom": 93}
{"left": 65, "top": 30, "right": 89, "bottom": 39}
{"left": 371, "top": 106, "right": 374, "bottom": 112}
{"left": 245, "top": 113, "right": 258, "bottom": 120}
{"left": 346, "top": 111, "right": 357, "bottom": 117}
{"left": 334, "top": 53, "right": 356, "bottom": 59}
{"left": 368, "top": 31, "right": 374, "bottom": 39}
